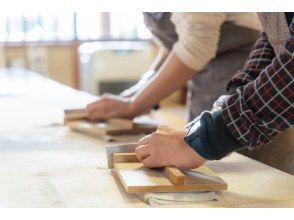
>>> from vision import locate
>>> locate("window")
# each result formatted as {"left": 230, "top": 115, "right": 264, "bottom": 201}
{"left": 0, "top": 12, "right": 151, "bottom": 43}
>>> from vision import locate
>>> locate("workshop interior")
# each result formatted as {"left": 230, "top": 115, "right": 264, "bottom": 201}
{"left": 0, "top": 9, "right": 293, "bottom": 212}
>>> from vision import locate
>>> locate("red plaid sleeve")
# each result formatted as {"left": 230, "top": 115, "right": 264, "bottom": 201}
{"left": 222, "top": 21, "right": 294, "bottom": 149}
{"left": 226, "top": 32, "right": 276, "bottom": 93}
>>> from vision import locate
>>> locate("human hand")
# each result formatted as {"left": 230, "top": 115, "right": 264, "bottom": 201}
{"left": 86, "top": 94, "right": 135, "bottom": 121}
{"left": 135, "top": 125, "right": 206, "bottom": 170}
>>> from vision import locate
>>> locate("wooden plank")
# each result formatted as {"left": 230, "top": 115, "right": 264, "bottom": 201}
{"left": 108, "top": 118, "right": 134, "bottom": 129}
{"left": 113, "top": 153, "right": 186, "bottom": 185}
{"left": 64, "top": 108, "right": 87, "bottom": 122}
{"left": 113, "top": 153, "right": 139, "bottom": 163}
{"left": 69, "top": 120, "right": 127, "bottom": 135}
{"left": 68, "top": 119, "right": 157, "bottom": 136}
{"left": 114, "top": 162, "right": 227, "bottom": 193}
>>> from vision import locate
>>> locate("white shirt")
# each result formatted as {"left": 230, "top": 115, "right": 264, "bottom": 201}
{"left": 171, "top": 12, "right": 262, "bottom": 70}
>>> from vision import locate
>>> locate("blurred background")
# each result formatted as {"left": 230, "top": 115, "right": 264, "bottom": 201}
{"left": 0, "top": 12, "right": 157, "bottom": 95}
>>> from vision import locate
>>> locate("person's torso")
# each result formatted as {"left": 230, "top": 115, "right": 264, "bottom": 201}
{"left": 143, "top": 12, "right": 260, "bottom": 55}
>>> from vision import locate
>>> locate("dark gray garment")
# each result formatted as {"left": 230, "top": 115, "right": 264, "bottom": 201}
{"left": 258, "top": 12, "right": 290, "bottom": 55}
{"left": 143, "top": 13, "right": 259, "bottom": 121}
{"left": 143, "top": 13, "right": 178, "bottom": 50}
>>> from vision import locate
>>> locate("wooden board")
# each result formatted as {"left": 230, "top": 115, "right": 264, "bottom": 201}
{"left": 64, "top": 108, "right": 87, "bottom": 122}
{"left": 113, "top": 153, "right": 186, "bottom": 185}
{"left": 68, "top": 118, "right": 157, "bottom": 136}
{"left": 114, "top": 162, "right": 227, "bottom": 193}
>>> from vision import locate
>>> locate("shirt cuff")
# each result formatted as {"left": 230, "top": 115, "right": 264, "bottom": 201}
{"left": 197, "top": 110, "right": 245, "bottom": 160}
{"left": 189, "top": 135, "right": 214, "bottom": 160}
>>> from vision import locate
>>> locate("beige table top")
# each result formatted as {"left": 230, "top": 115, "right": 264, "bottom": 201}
{"left": 0, "top": 68, "right": 293, "bottom": 207}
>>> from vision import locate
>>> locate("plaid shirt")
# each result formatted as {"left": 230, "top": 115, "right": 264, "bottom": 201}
{"left": 221, "top": 19, "right": 294, "bottom": 149}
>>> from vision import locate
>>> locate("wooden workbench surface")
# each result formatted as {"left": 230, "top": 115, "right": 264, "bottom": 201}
{"left": 0, "top": 69, "right": 293, "bottom": 207}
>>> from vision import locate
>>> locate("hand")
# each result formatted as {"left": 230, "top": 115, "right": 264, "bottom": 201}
{"left": 135, "top": 125, "right": 207, "bottom": 170}
{"left": 86, "top": 94, "right": 135, "bottom": 121}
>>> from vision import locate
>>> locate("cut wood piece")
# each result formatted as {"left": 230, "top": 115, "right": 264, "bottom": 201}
{"left": 106, "top": 144, "right": 138, "bottom": 168}
{"left": 64, "top": 108, "right": 87, "bottom": 115}
{"left": 133, "top": 117, "right": 158, "bottom": 130}
{"left": 164, "top": 166, "right": 186, "bottom": 185}
{"left": 68, "top": 119, "right": 157, "bottom": 137}
{"left": 113, "top": 153, "right": 139, "bottom": 163}
{"left": 64, "top": 108, "right": 87, "bottom": 122}
{"left": 114, "top": 162, "right": 227, "bottom": 193}
{"left": 69, "top": 120, "right": 131, "bottom": 135}
{"left": 112, "top": 153, "right": 186, "bottom": 185}
{"left": 108, "top": 118, "right": 134, "bottom": 129}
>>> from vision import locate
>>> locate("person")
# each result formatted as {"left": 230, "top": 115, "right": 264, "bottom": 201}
{"left": 86, "top": 13, "right": 260, "bottom": 122}
{"left": 135, "top": 12, "right": 294, "bottom": 169}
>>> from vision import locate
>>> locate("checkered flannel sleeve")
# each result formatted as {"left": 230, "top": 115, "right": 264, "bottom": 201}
{"left": 226, "top": 32, "right": 276, "bottom": 94}
{"left": 222, "top": 21, "right": 294, "bottom": 149}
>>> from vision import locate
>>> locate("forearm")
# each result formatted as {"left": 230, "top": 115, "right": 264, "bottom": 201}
{"left": 120, "top": 47, "right": 170, "bottom": 98}
{"left": 130, "top": 51, "right": 196, "bottom": 116}
{"left": 149, "top": 47, "right": 170, "bottom": 72}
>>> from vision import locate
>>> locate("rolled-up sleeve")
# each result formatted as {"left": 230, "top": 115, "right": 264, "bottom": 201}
{"left": 171, "top": 12, "right": 226, "bottom": 71}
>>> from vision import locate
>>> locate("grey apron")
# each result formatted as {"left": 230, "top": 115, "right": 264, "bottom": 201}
{"left": 143, "top": 12, "right": 259, "bottom": 121}
{"left": 258, "top": 13, "right": 290, "bottom": 54}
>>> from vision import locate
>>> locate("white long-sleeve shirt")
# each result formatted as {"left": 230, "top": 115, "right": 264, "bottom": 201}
{"left": 171, "top": 12, "right": 262, "bottom": 70}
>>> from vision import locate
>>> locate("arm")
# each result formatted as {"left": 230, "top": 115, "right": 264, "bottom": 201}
{"left": 130, "top": 12, "right": 227, "bottom": 116}
{"left": 120, "top": 47, "right": 170, "bottom": 98}
{"left": 130, "top": 51, "right": 195, "bottom": 116}
{"left": 226, "top": 32, "right": 275, "bottom": 94}
{"left": 87, "top": 12, "right": 227, "bottom": 120}
{"left": 135, "top": 20, "right": 294, "bottom": 170}
{"left": 196, "top": 20, "right": 294, "bottom": 160}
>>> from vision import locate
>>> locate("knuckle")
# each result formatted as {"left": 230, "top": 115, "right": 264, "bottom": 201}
{"left": 158, "top": 124, "right": 169, "bottom": 131}
{"left": 150, "top": 132, "right": 160, "bottom": 141}
{"left": 135, "top": 147, "right": 140, "bottom": 155}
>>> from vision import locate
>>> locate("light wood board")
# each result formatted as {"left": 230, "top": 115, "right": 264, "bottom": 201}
{"left": 112, "top": 152, "right": 186, "bottom": 185}
{"left": 64, "top": 108, "right": 87, "bottom": 122}
{"left": 114, "top": 162, "right": 227, "bottom": 193}
{"left": 68, "top": 119, "right": 157, "bottom": 136}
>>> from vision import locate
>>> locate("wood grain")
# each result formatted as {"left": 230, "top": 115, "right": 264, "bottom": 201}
{"left": 109, "top": 118, "right": 134, "bottom": 129}
{"left": 68, "top": 119, "right": 157, "bottom": 136}
{"left": 113, "top": 153, "right": 139, "bottom": 163}
{"left": 112, "top": 153, "right": 186, "bottom": 186}
{"left": 114, "top": 162, "right": 227, "bottom": 193}
{"left": 64, "top": 108, "right": 87, "bottom": 122}
{"left": 163, "top": 166, "right": 186, "bottom": 185}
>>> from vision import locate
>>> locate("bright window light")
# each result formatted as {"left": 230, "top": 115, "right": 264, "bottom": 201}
{"left": 0, "top": 12, "right": 151, "bottom": 43}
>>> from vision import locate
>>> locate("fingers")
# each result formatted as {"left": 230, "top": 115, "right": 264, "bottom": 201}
{"left": 141, "top": 155, "right": 162, "bottom": 168}
{"left": 86, "top": 97, "right": 111, "bottom": 121}
{"left": 135, "top": 145, "right": 150, "bottom": 162}
{"left": 137, "top": 134, "right": 152, "bottom": 146}
{"left": 135, "top": 144, "right": 162, "bottom": 168}
{"left": 157, "top": 124, "right": 174, "bottom": 133}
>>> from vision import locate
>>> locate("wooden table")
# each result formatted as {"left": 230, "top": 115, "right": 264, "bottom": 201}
{"left": 0, "top": 68, "right": 293, "bottom": 207}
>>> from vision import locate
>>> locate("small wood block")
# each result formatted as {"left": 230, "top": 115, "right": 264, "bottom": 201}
{"left": 163, "top": 167, "right": 186, "bottom": 185}
{"left": 108, "top": 118, "right": 134, "bottom": 129}
{"left": 64, "top": 108, "right": 87, "bottom": 122}
{"left": 113, "top": 153, "right": 139, "bottom": 163}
